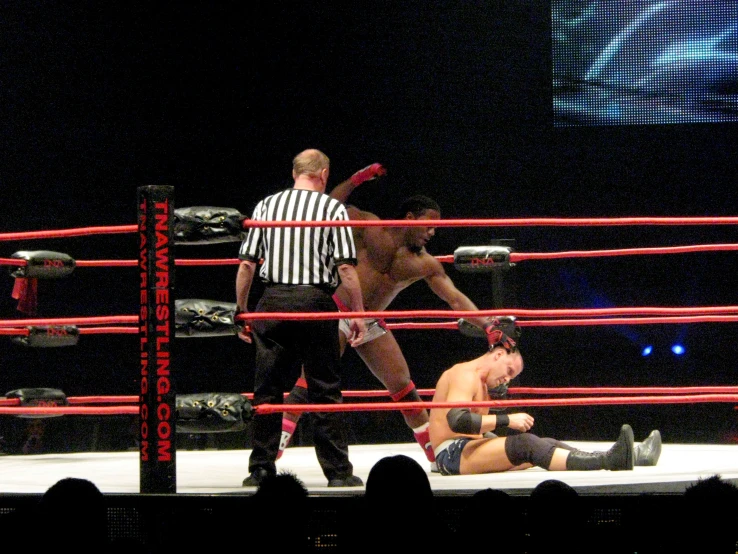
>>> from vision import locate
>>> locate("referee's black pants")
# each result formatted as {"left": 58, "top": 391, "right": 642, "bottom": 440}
{"left": 248, "top": 284, "right": 354, "bottom": 480}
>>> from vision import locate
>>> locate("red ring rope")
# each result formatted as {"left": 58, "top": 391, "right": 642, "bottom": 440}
{"left": 2, "top": 219, "right": 736, "bottom": 423}
{"left": 253, "top": 394, "right": 738, "bottom": 414}
{"left": 0, "top": 225, "right": 138, "bottom": 241}
{"left": 5, "top": 243, "right": 738, "bottom": 268}
{"left": 3, "top": 308, "right": 738, "bottom": 328}
{"left": 2, "top": 314, "right": 736, "bottom": 336}
{"left": 1, "top": 394, "right": 736, "bottom": 417}
{"left": 510, "top": 243, "right": 738, "bottom": 261}
{"left": 3, "top": 386, "right": 737, "bottom": 408}
{"left": 386, "top": 315, "right": 738, "bottom": 329}
{"left": 2, "top": 216, "right": 738, "bottom": 243}
{"left": 0, "top": 406, "right": 138, "bottom": 415}
{"left": 241, "top": 217, "right": 738, "bottom": 228}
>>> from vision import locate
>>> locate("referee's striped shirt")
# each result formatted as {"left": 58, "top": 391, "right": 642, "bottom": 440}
{"left": 239, "top": 188, "right": 357, "bottom": 288}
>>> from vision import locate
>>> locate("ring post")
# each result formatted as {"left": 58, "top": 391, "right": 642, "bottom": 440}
{"left": 137, "top": 186, "right": 176, "bottom": 493}
{"left": 490, "top": 239, "right": 516, "bottom": 309}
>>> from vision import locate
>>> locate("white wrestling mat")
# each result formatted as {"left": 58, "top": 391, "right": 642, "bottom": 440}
{"left": 1, "top": 442, "right": 736, "bottom": 496}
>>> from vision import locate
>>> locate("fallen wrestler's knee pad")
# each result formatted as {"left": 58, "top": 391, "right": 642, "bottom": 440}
{"left": 504, "top": 433, "right": 557, "bottom": 469}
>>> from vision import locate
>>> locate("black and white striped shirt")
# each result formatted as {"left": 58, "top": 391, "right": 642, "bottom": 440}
{"left": 239, "top": 189, "right": 357, "bottom": 288}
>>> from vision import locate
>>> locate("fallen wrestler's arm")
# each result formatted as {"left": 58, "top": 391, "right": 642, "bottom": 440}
{"left": 444, "top": 367, "right": 533, "bottom": 435}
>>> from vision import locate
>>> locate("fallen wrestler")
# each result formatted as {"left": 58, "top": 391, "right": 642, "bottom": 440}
{"left": 279, "top": 163, "right": 506, "bottom": 465}
{"left": 428, "top": 324, "right": 663, "bottom": 475}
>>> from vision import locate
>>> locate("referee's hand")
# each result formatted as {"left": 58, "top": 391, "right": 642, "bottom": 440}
{"left": 238, "top": 324, "right": 253, "bottom": 343}
{"left": 235, "top": 307, "right": 253, "bottom": 343}
{"left": 347, "top": 318, "right": 366, "bottom": 347}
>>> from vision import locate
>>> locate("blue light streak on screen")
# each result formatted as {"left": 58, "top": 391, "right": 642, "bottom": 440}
{"left": 553, "top": 0, "right": 738, "bottom": 126}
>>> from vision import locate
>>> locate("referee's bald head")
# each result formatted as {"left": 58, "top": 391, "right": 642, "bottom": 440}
{"left": 293, "top": 149, "right": 330, "bottom": 179}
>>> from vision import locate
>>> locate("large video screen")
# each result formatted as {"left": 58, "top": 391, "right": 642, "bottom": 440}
{"left": 553, "top": 0, "right": 738, "bottom": 126}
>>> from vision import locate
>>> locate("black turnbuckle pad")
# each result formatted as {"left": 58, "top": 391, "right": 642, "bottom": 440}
{"left": 173, "top": 206, "right": 246, "bottom": 244}
{"left": 453, "top": 245, "right": 511, "bottom": 273}
{"left": 175, "top": 299, "right": 239, "bottom": 337}
{"left": 176, "top": 393, "right": 253, "bottom": 433}
{"left": 9, "top": 251, "right": 76, "bottom": 279}
{"left": 457, "top": 318, "right": 486, "bottom": 338}
{"left": 5, "top": 388, "right": 68, "bottom": 418}
{"left": 12, "top": 325, "right": 80, "bottom": 348}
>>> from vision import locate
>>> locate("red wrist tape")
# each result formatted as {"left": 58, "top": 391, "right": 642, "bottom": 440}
{"left": 350, "top": 163, "right": 386, "bottom": 186}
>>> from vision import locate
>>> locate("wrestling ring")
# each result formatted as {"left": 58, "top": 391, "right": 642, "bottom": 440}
{"left": 1, "top": 186, "right": 737, "bottom": 496}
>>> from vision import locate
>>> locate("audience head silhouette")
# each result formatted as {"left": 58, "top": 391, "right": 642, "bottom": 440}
{"left": 252, "top": 471, "right": 310, "bottom": 552}
{"left": 680, "top": 474, "right": 738, "bottom": 553}
{"left": 38, "top": 478, "right": 108, "bottom": 553}
{"left": 366, "top": 454, "right": 433, "bottom": 502}
{"left": 528, "top": 479, "right": 584, "bottom": 553}
{"left": 458, "top": 488, "right": 523, "bottom": 553}
{"left": 253, "top": 470, "right": 309, "bottom": 503}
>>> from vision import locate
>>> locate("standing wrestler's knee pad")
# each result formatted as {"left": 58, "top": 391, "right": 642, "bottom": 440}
{"left": 504, "top": 433, "right": 558, "bottom": 469}
{"left": 390, "top": 381, "right": 423, "bottom": 417}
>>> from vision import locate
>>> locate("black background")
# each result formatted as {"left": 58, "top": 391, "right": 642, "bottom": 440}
{"left": 1, "top": 1, "right": 736, "bottom": 452}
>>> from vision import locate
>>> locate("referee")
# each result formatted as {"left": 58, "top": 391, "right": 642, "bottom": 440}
{"left": 237, "top": 149, "right": 366, "bottom": 487}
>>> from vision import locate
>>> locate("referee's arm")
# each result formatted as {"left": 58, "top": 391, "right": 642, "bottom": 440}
{"left": 337, "top": 263, "right": 363, "bottom": 314}
{"left": 235, "top": 260, "right": 257, "bottom": 313}
{"left": 337, "top": 263, "right": 366, "bottom": 346}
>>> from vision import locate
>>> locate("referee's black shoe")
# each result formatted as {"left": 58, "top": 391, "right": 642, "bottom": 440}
{"left": 327, "top": 475, "right": 364, "bottom": 487}
{"left": 242, "top": 467, "right": 273, "bottom": 487}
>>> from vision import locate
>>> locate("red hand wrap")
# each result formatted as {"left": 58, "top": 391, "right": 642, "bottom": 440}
{"left": 350, "top": 163, "right": 386, "bottom": 186}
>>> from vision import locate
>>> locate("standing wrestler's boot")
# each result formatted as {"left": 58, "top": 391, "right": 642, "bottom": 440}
{"left": 634, "top": 430, "right": 661, "bottom": 466}
{"left": 565, "top": 424, "right": 634, "bottom": 471}
{"left": 277, "top": 377, "right": 309, "bottom": 460}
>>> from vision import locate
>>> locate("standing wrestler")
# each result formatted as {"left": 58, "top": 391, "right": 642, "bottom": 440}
{"left": 237, "top": 148, "right": 366, "bottom": 487}
{"left": 279, "top": 164, "right": 505, "bottom": 465}
{"left": 428, "top": 323, "right": 662, "bottom": 475}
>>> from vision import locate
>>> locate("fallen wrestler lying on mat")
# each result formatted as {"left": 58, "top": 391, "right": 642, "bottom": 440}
{"left": 428, "top": 323, "right": 662, "bottom": 475}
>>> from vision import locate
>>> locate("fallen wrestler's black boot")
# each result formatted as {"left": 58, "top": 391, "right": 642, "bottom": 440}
{"left": 565, "top": 424, "right": 634, "bottom": 471}
{"left": 634, "top": 430, "right": 662, "bottom": 466}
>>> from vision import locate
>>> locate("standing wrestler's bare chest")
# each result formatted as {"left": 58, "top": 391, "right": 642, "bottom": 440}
{"left": 356, "top": 239, "right": 430, "bottom": 308}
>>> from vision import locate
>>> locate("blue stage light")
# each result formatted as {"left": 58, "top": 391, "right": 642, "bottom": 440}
{"left": 642, "top": 345, "right": 653, "bottom": 356}
{"left": 671, "top": 344, "right": 685, "bottom": 355}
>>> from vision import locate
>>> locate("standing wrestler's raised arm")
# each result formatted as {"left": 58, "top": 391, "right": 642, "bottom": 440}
{"left": 329, "top": 163, "right": 386, "bottom": 204}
